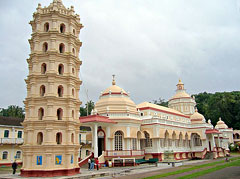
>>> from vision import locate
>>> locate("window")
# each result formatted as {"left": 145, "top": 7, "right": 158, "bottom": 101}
{"left": 60, "top": 23, "right": 65, "bottom": 33}
{"left": 114, "top": 131, "right": 123, "bottom": 151}
{"left": 58, "top": 85, "right": 63, "bottom": 97}
{"left": 132, "top": 138, "right": 137, "bottom": 150}
{"left": 72, "top": 68, "right": 75, "bottom": 74}
{"left": 37, "top": 132, "right": 43, "bottom": 145}
{"left": 73, "top": 29, "right": 75, "bottom": 35}
{"left": 58, "top": 64, "right": 64, "bottom": 75}
{"left": 86, "top": 150, "right": 89, "bottom": 156}
{"left": 44, "top": 22, "right": 49, "bottom": 32}
{"left": 193, "top": 134, "right": 202, "bottom": 147}
{"left": 59, "top": 43, "right": 65, "bottom": 53}
{"left": 38, "top": 108, "right": 44, "bottom": 120}
{"left": 144, "top": 132, "right": 152, "bottom": 147}
{"left": 43, "top": 42, "right": 48, "bottom": 52}
{"left": 56, "top": 132, "right": 62, "bottom": 144}
{"left": 16, "top": 151, "right": 21, "bottom": 159}
{"left": 79, "top": 134, "right": 81, "bottom": 144}
{"left": 41, "top": 63, "right": 47, "bottom": 74}
{"left": 17, "top": 131, "right": 22, "bottom": 138}
{"left": 71, "top": 133, "right": 74, "bottom": 143}
{"left": 179, "top": 133, "right": 183, "bottom": 147}
{"left": 57, "top": 108, "right": 63, "bottom": 120}
{"left": 72, "top": 48, "right": 75, "bottom": 55}
{"left": 2, "top": 151, "right": 8, "bottom": 160}
{"left": 4, "top": 130, "right": 9, "bottom": 138}
{"left": 40, "top": 85, "right": 46, "bottom": 96}
{"left": 72, "top": 110, "right": 74, "bottom": 118}
{"left": 72, "top": 88, "right": 74, "bottom": 96}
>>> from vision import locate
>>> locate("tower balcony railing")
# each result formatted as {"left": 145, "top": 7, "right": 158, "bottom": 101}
{"left": 0, "top": 138, "right": 24, "bottom": 145}
{"left": 105, "top": 150, "right": 145, "bottom": 157}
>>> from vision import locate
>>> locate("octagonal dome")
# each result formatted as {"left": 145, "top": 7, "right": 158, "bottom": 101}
{"left": 215, "top": 118, "right": 228, "bottom": 129}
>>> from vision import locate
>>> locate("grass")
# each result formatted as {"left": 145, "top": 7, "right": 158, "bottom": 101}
{"left": 143, "top": 157, "right": 240, "bottom": 179}
{"left": 178, "top": 158, "right": 240, "bottom": 179}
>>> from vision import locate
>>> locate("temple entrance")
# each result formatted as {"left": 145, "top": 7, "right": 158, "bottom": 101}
{"left": 98, "top": 130, "right": 105, "bottom": 157}
{"left": 209, "top": 141, "right": 211, "bottom": 152}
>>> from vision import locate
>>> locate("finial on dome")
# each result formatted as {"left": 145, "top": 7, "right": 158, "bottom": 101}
{"left": 112, "top": 74, "right": 116, "bottom": 85}
{"left": 219, "top": 117, "right": 222, "bottom": 121}
{"left": 179, "top": 79, "right": 181, "bottom": 83}
{"left": 195, "top": 108, "right": 198, "bottom": 112}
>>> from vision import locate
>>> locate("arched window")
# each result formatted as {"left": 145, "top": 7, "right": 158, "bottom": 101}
{"left": 60, "top": 23, "right": 65, "bottom": 33}
{"left": 41, "top": 63, "right": 47, "bottom": 74}
{"left": 114, "top": 131, "right": 123, "bottom": 151}
{"left": 72, "top": 68, "right": 75, "bottom": 74}
{"left": 4, "top": 130, "right": 9, "bottom": 138}
{"left": 40, "top": 85, "right": 45, "bottom": 96}
{"left": 58, "top": 64, "right": 64, "bottom": 75}
{"left": 71, "top": 133, "right": 74, "bottom": 143}
{"left": 144, "top": 131, "right": 152, "bottom": 147}
{"left": 184, "top": 133, "right": 188, "bottom": 147}
{"left": 164, "top": 131, "right": 169, "bottom": 147}
{"left": 57, "top": 108, "right": 63, "bottom": 120}
{"left": 73, "top": 29, "right": 75, "bottom": 35}
{"left": 16, "top": 151, "right": 21, "bottom": 159}
{"left": 72, "top": 88, "right": 74, "bottom": 96}
{"left": 72, "top": 110, "right": 74, "bottom": 118}
{"left": 58, "top": 85, "right": 63, "bottom": 97}
{"left": 179, "top": 133, "right": 183, "bottom": 147}
{"left": 44, "top": 22, "right": 49, "bottom": 32}
{"left": 43, "top": 42, "right": 48, "bottom": 52}
{"left": 72, "top": 48, "right": 75, "bottom": 55}
{"left": 38, "top": 108, "right": 44, "bottom": 120}
{"left": 59, "top": 43, "right": 65, "bottom": 53}
{"left": 172, "top": 132, "right": 176, "bottom": 147}
{"left": 192, "top": 134, "right": 202, "bottom": 146}
{"left": 37, "top": 132, "right": 43, "bottom": 145}
{"left": 2, "top": 151, "right": 8, "bottom": 159}
{"left": 56, "top": 132, "right": 62, "bottom": 144}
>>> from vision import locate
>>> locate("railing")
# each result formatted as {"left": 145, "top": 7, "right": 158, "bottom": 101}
{"left": 105, "top": 150, "right": 145, "bottom": 157}
{"left": 0, "top": 138, "right": 24, "bottom": 144}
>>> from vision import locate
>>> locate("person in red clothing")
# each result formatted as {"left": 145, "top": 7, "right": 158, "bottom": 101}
{"left": 95, "top": 158, "right": 99, "bottom": 170}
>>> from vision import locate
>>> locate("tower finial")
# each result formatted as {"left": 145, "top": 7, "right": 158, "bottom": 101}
{"left": 112, "top": 74, "right": 116, "bottom": 85}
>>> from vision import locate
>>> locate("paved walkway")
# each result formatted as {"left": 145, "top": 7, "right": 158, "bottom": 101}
{"left": 0, "top": 157, "right": 238, "bottom": 179}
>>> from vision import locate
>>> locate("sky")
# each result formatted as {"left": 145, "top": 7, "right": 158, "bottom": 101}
{"left": 0, "top": 0, "right": 240, "bottom": 109}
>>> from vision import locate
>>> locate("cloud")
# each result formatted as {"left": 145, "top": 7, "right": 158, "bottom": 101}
{"left": 0, "top": 0, "right": 240, "bottom": 108}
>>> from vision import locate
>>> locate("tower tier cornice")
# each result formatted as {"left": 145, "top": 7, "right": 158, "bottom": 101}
{"left": 24, "top": 96, "right": 82, "bottom": 105}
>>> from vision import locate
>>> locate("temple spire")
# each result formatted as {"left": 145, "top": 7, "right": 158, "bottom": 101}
{"left": 112, "top": 74, "right": 116, "bottom": 85}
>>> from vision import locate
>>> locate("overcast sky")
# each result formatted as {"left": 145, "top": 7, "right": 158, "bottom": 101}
{"left": 0, "top": 0, "right": 240, "bottom": 109}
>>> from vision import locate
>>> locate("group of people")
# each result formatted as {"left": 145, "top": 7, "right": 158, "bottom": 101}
{"left": 88, "top": 158, "right": 99, "bottom": 170}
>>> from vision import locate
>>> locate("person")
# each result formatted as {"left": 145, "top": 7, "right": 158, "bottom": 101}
{"left": 12, "top": 160, "right": 18, "bottom": 175}
{"left": 96, "top": 158, "right": 99, "bottom": 170}
{"left": 88, "top": 158, "right": 91, "bottom": 170}
{"left": 90, "top": 158, "right": 95, "bottom": 170}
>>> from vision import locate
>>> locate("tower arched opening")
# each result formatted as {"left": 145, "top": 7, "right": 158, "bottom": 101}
{"left": 57, "top": 85, "right": 63, "bottom": 97}
{"left": 38, "top": 108, "right": 44, "bottom": 120}
{"left": 43, "top": 42, "right": 48, "bottom": 52}
{"left": 56, "top": 132, "right": 62, "bottom": 144}
{"left": 57, "top": 108, "right": 63, "bottom": 120}
{"left": 44, "top": 22, "right": 49, "bottom": 32}
{"left": 40, "top": 85, "right": 46, "bottom": 96}
{"left": 59, "top": 43, "right": 65, "bottom": 53}
{"left": 60, "top": 23, "right": 66, "bottom": 33}
{"left": 37, "top": 132, "right": 43, "bottom": 145}
{"left": 41, "top": 63, "right": 47, "bottom": 74}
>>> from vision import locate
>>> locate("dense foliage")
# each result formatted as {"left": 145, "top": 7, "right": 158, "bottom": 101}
{"left": 80, "top": 100, "right": 95, "bottom": 117}
{"left": 193, "top": 91, "right": 240, "bottom": 129}
{"left": 0, "top": 105, "right": 25, "bottom": 119}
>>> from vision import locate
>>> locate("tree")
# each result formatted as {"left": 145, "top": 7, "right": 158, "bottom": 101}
{"left": 80, "top": 100, "right": 95, "bottom": 117}
{"left": 153, "top": 97, "right": 168, "bottom": 107}
{"left": 0, "top": 105, "right": 25, "bottom": 119}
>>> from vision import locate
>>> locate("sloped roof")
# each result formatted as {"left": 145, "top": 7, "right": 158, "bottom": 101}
{"left": 0, "top": 116, "right": 24, "bottom": 126}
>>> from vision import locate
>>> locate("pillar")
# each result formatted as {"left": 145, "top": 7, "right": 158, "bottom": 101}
{"left": 94, "top": 123, "right": 98, "bottom": 158}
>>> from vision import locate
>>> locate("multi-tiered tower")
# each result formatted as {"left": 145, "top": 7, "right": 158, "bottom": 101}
{"left": 21, "top": 0, "right": 83, "bottom": 177}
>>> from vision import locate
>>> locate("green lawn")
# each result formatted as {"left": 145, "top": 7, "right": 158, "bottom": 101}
{"left": 144, "top": 157, "right": 240, "bottom": 179}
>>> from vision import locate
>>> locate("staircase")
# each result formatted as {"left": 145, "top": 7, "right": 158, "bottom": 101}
{"left": 204, "top": 152, "right": 214, "bottom": 159}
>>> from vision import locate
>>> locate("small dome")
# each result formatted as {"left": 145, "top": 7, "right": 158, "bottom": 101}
{"left": 171, "top": 91, "right": 191, "bottom": 99}
{"left": 215, "top": 117, "right": 228, "bottom": 129}
{"left": 95, "top": 77, "right": 139, "bottom": 119}
{"left": 190, "top": 108, "right": 205, "bottom": 124}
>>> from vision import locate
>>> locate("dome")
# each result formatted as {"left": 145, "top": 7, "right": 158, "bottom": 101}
{"left": 215, "top": 118, "right": 228, "bottom": 129}
{"left": 171, "top": 91, "right": 191, "bottom": 99}
{"left": 190, "top": 108, "right": 205, "bottom": 124}
{"left": 94, "top": 77, "right": 139, "bottom": 119}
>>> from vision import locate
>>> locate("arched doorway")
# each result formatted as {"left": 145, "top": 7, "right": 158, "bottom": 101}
{"left": 98, "top": 129, "right": 105, "bottom": 156}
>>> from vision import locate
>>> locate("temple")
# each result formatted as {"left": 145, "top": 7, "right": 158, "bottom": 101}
{"left": 79, "top": 78, "right": 234, "bottom": 166}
